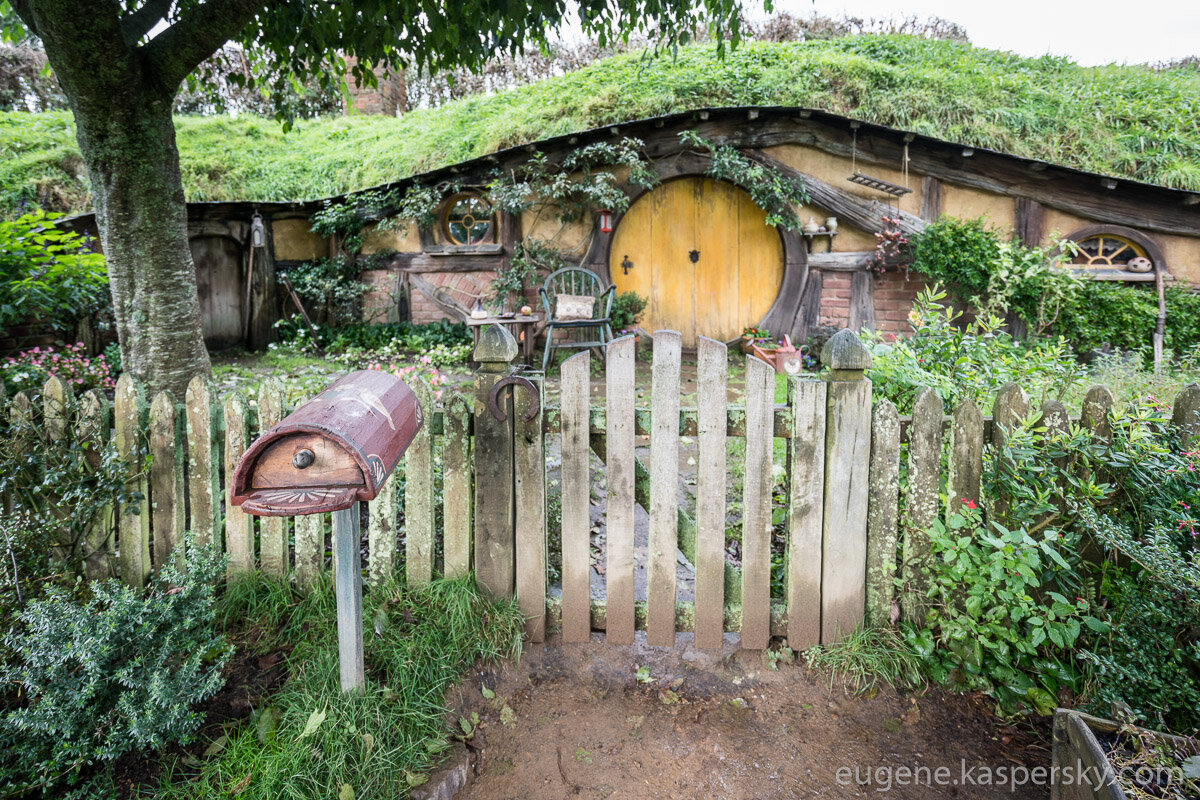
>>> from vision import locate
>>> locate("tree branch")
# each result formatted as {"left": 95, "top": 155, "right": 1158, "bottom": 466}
{"left": 120, "top": 0, "right": 175, "bottom": 46}
{"left": 143, "top": 0, "right": 259, "bottom": 89}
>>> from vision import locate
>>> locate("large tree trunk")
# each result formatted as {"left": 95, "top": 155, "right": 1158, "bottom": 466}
{"left": 77, "top": 94, "right": 212, "bottom": 399}
{"left": 22, "top": 1, "right": 214, "bottom": 399}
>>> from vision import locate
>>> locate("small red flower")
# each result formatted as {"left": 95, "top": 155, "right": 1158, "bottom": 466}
{"left": 964, "top": 499, "right": 977, "bottom": 510}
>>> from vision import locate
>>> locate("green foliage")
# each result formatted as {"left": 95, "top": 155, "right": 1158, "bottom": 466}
{"left": 802, "top": 624, "right": 924, "bottom": 693}
{"left": 0, "top": 544, "right": 229, "bottom": 795}
{"left": 0, "top": 389, "right": 148, "bottom": 610}
{"left": 905, "top": 506, "right": 1103, "bottom": 715}
{"left": 491, "top": 240, "right": 566, "bottom": 308}
{"left": 679, "top": 130, "right": 809, "bottom": 229}
{"left": 155, "top": 576, "right": 524, "bottom": 800}
{"left": 908, "top": 217, "right": 1079, "bottom": 334}
{"left": 865, "top": 286, "right": 1085, "bottom": 413}
{"left": 0, "top": 210, "right": 107, "bottom": 330}
{"left": 11, "top": 36, "right": 1200, "bottom": 217}
{"left": 609, "top": 290, "right": 647, "bottom": 332}
{"left": 1054, "top": 281, "right": 1200, "bottom": 358}
{"left": 279, "top": 257, "right": 367, "bottom": 327}
{"left": 275, "top": 318, "right": 471, "bottom": 367}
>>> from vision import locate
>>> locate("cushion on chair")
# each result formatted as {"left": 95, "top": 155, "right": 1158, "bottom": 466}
{"left": 554, "top": 294, "right": 596, "bottom": 321}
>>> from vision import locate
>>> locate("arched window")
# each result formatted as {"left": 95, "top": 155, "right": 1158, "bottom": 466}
{"left": 1065, "top": 225, "right": 1166, "bottom": 280}
{"left": 442, "top": 192, "right": 495, "bottom": 246}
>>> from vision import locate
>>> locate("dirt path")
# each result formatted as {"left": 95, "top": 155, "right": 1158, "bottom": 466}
{"left": 448, "top": 634, "right": 1050, "bottom": 800}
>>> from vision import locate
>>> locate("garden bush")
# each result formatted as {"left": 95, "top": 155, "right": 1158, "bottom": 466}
{"left": 0, "top": 342, "right": 117, "bottom": 395}
{"left": 274, "top": 317, "right": 472, "bottom": 366}
{"left": 0, "top": 210, "right": 107, "bottom": 333}
{"left": 865, "top": 286, "right": 1085, "bottom": 413}
{"left": 0, "top": 544, "right": 229, "bottom": 796}
{"left": 1053, "top": 280, "right": 1200, "bottom": 358}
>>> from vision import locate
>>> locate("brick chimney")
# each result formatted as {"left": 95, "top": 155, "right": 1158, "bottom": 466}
{"left": 343, "top": 55, "right": 406, "bottom": 115}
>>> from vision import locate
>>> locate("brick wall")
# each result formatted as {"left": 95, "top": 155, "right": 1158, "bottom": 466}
{"left": 342, "top": 56, "right": 406, "bottom": 116}
{"left": 408, "top": 271, "right": 496, "bottom": 324}
{"left": 817, "top": 271, "right": 852, "bottom": 328}
{"left": 872, "top": 270, "right": 928, "bottom": 336}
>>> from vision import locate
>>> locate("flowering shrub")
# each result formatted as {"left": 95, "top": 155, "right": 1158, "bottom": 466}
{"left": 368, "top": 354, "right": 450, "bottom": 400}
{"left": 0, "top": 342, "right": 116, "bottom": 394}
{"left": 867, "top": 215, "right": 911, "bottom": 275}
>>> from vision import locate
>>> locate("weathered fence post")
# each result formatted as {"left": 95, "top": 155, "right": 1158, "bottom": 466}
{"left": 442, "top": 393, "right": 473, "bottom": 579}
{"left": 740, "top": 352, "right": 775, "bottom": 650}
{"left": 115, "top": 374, "right": 150, "bottom": 588}
{"left": 605, "top": 335, "right": 637, "bottom": 645}
{"left": 473, "top": 325, "right": 518, "bottom": 598}
{"left": 257, "top": 379, "right": 288, "bottom": 577}
{"left": 694, "top": 337, "right": 729, "bottom": 650}
{"left": 900, "top": 386, "right": 941, "bottom": 622}
{"left": 989, "top": 382, "right": 1029, "bottom": 526}
{"left": 149, "top": 390, "right": 185, "bottom": 572}
{"left": 786, "top": 375, "right": 827, "bottom": 650}
{"left": 514, "top": 374, "right": 547, "bottom": 642}
{"left": 1173, "top": 384, "right": 1200, "bottom": 448}
{"left": 223, "top": 392, "right": 254, "bottom": 576}
{"left": 404, "top": 379, "right": 434, "bottom": 586}
{"left": 946, "top": 399, "right": 983, "bottom": 518}
{"left": 865, "top": 398, "right": 900, "bottom": 628}
{"left": 561, "top": 350, "right": 591, "bottom": 643}
{"left": 820, "top": 329, "right": 872, "bottom": 642}
{"left": 185, "top": 376, "right": 221, "bottom": 552}
{"left": 647, "top": 330, "right": 682, "bottom": 647}
{"left": 77, "top": 389, "right": 113, "bottom": 579}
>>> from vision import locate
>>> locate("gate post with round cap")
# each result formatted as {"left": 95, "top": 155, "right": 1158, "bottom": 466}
{"left": 229, "top": 369, "right": 424, "bottom": 692}
{"left": 472, "top": 324, "right": 519, "bottom": 598}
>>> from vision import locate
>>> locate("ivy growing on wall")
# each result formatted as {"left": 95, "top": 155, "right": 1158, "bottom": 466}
{"left": 677, "top": 130, "right": 810, "bottom": 230}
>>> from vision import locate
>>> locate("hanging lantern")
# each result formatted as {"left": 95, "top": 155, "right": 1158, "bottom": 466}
{"left": 598, "top": 209, "right": 614, "bottom": 234}
{"left": 250, "top": 212, "right": 266, "bottom": 249}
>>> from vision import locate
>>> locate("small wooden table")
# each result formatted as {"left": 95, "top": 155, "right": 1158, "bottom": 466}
{"left": 465, "top": 314, "right": 540, "bottom": 365}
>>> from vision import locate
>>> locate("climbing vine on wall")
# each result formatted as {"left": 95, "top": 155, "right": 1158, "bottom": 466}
{"left": 678, "top": 129, "right": 810, "bottom": 231}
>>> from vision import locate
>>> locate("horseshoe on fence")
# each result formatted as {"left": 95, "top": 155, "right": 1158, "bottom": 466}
{"left": 487, "top": 376, "right": 540, "bottom": 423}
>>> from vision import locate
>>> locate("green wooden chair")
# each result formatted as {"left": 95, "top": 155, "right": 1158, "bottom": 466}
{"left": 539, "top": 267, "right": 616, "bottom": 372}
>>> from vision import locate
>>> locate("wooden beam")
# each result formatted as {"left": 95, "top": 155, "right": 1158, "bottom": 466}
{"left": 849, "top": 270, "right": 875, "bottom": 331}
{"left": 807, "top": 252, "right": 871, "bottom": 271}
{"left": 920, "top": 176, "right": 942, "bottom": 221}
{"left": 1015, "top": 198, "right": 1044, "bottom": 245}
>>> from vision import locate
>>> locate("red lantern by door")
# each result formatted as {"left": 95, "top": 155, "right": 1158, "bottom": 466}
{"left": 598, "top": 209, "right": 614, "bottom": 234}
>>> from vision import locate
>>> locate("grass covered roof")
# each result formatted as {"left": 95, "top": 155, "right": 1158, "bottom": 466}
{"left": 3, "top": 35, "right": 1200, "bottom": 218}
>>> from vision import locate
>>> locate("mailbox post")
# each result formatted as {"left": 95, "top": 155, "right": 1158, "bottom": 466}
{"left": 230, "top": 370, "right": 423, "bottom": 692}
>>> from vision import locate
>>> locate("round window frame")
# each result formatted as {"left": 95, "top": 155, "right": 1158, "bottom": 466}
{"left": 441, "top": 192, "right": 496, "bottom": 246}
{"left": 1064, "top": 224, "right": 1167, "bottom": 276}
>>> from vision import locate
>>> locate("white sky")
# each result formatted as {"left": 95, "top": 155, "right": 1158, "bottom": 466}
{"left": 745, "top": 0, "right": 1200, "bottom": 66}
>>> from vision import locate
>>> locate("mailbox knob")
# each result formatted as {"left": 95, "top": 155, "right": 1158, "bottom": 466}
{"left": 293, "top": 449, "right": 316, "bottom": 469}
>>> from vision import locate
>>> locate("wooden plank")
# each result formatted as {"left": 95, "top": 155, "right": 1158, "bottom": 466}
{"left": 740, "top": 354, "right": 775, "bottom": 650}
{"left": 560, "top": 351, "right": 592, "bottom": 643}
{"left": 821, "top": 376, "right": 872, "bottom": 642}
{"left": 150, "top": 391, "right": 185, "bottom": 572}
{"left": 1015, "top": 197, "right": 1044, "bottom": 246}
{"left": 294, "top": 513, "right": 326, "bottom": 590}
{"left": 865, "top": 399, "right": 901, "bottom": 628}
{"left": 257, "top": 378, "right": 288, "bottom": 577}
{"left": 223, "top": 391, "right": 254, "bottom": 576}
{"left": 514, "top": 376, "right": 547, "bottom": 642}
{"left": 77, "top": 389, "right": 113, "bottom": 580}
{"left": 647, "top": 330, "right": 681, "bottom": 646}
{"left": 473, "top": 367, "right": 515, "bottom": 598}
{"left": 848, "top": 270, "right": 875, "bottom": 331}
{"left": 900, "top": 386, "right": 941, "bottom": 622}
{"left": 185, "top": 376, "right": 221, "bottom": 552}
{"left": 792, "top": 270, "right": 822, "bottom": 343}
{"left": 693, "top": 337, "right": 728, "bottom": 649}
{"left": 368, "top": 469, "right": 398, "bottom": 586}
{"left": 404, "top": 379, "right": 434, "bottom": 586}
{"left": 991, "top": 383, "right": 1029, "bottom": 448}
{"left": 920, "top": 176, "right": 942, "bottom": 221}
{"left": 115, "top": 374, "right": 150, "bottom": 588}
{"left": 442, "top": 393, "right": 472, "bottom": 579}
{"left": 785, "top": 378, "right": 826, "bottom": 650}
{"left": 1172, "top": 384, "right": 1200, "bottom": 449}
{"left": 333, "top": 503, "right": 365, "bottom": 692}
{"left": 946, "top": 399, "right": 983, "bottom": 519}
{"left": 544, "top": 404, "right": 796, "bottom": 440}
{"left": 43, "top": 375, "right": 67, "bottom": 443}
{"left": 605, "top": 336, "right": 637, "bottom": 644}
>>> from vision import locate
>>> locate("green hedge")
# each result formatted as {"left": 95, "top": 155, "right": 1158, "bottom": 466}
{"left": 1052, "top": 281, "right": 1200, "bottom": 356}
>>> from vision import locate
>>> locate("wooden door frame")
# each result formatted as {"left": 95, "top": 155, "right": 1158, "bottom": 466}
{"left": 580, "top": 151, "right": 808, "bottom": 344}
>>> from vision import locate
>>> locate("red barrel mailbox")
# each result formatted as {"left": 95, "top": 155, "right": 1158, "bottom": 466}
{"left": 231, "top": 369, "right": 423, "bottom": 516}
{"left": 230, "top": 369, "right": 424, "bottom": 693}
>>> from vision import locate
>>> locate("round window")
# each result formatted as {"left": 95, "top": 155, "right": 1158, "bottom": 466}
{"left": 443, "top": 193, "right": 494, "bottom": 245}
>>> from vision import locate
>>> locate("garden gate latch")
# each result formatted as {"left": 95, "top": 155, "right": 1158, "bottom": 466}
{"left": 487, "top": 375, "right": 540, "bottom": 422}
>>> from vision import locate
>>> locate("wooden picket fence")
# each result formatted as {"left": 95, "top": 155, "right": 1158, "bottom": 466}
{"left": 6, "top": 329, "right": 1200, "bottom": 651}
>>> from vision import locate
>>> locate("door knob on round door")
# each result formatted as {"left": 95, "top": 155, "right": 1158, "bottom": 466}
{"left": 688, "top": 249, "right": 700, "bottom": 263}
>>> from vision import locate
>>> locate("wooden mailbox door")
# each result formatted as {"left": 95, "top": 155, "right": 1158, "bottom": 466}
{"left": 609, "top": 176, "right": 783, "bottom": 346}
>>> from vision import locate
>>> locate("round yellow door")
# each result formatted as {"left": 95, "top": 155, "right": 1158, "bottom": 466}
{"left": 609, "top": 177, "right": 783, "bottom": 346}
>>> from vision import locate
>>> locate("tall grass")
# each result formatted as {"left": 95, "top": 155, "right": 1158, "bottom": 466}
{"left": 4, "top": 35, "right": 1200, "bottom": 217}
{"left": 154, "top": 575, "right": 524, "bottom": 800}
